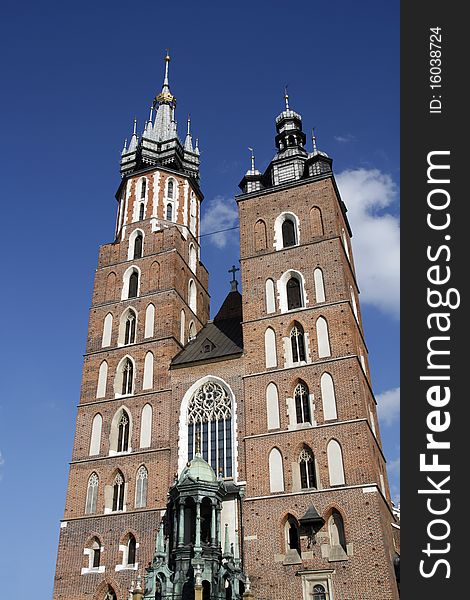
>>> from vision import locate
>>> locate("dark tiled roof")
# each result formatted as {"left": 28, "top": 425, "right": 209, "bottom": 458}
{"left": 171, "top": 290, "right": 243, "bottom": 367}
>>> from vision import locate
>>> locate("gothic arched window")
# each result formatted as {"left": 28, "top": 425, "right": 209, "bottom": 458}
{"left": 329, "top": 509, "right": 347, "bottom": 552}
{"left": 254, "top": 219, "right": 267, "bottom": 251}
{"left": 139, "top": 202, "right": 145, "bottom": 221}
{"left": 128, "top": 271, "right": 139, "bottom": 298}
{"left": 85, "top": 473, "right": 99, "bottom": 514}
{"left": 287, "top": 276, "right": 302, "bottom": 310}
{"left": 112, "top": 471, "right": 125, "bottom": 511}
{"left": 286, "top": 515, "right": 301, "bottom": 554}
{"left": 140, "top": 178, "right": 147, "bottom": 199}
{"left": 294, "top": 381, "right": 311, "bottom": 424}
{"left": 91, "top": 538, "right": 101, "bottom": 568}
{"left": 135, "top": 465, "right": 148, "bottom": 508}
{"left": 187, "top": 381, "right": 232, "bottom": 477}
{"left": 167, "top": 179, "right": 174, "bottom": 199}
{"left": 166, "top": 203, "right": 173, "bottom": 221}
{"left": 134, "top": 233, "right": 143, "bottom": 258}
{"left": 127, "top": 534, "right": 136, "bottom": 566}
{"left": 299, "top": 446, "right": 317, "bottom": 489}
{"left": 290, "top": 322, "right": 306, "bottom": 363}
{"left": 124, "top": 310, "right": 136, "bottom": 345}
{"left": 313, "top": 585, "right": 327, "bottom": 600}
{"left": 117, "top": 409, "right": 130, "bottom": 451}
{"left": 282, "top": 218, "right": 296, "bottom": 248}
{"left": 120, "top": 359, "right": 134, "bottom": 396}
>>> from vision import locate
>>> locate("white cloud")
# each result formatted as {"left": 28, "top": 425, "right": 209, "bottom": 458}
{"left": 201, "top": 195, "right": 239, "bottom": 249}
{"left": 336, "top": 168, "right": 400, "bottom": 318}
{"left": 334, "top": 133, "right": 355, "bottom": 143}
{"left": 377, "top": 386, "right": 400, "bottom": 426}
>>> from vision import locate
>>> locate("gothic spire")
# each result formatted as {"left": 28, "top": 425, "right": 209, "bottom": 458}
{"left": 152, "top": 50, "right": 177, "bottom": 142}
{"left": 184, "top": 114, "right": 193, "bottom": 151}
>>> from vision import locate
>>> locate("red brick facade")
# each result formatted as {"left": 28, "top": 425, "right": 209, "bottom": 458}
{"left": 53, "top": 144, "right": 399, "bottom": 600}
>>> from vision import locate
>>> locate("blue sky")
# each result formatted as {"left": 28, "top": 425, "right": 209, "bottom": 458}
{"left": 0, "top": 1, "right": 399, "bottom": 596}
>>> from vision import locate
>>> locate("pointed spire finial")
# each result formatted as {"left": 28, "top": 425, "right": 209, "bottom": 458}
{"left": 164, "top": 48, "right": 170, "bottom": 86}
{"left": 133, "top": 117, "right": 137, "bottom": 135}
{"left": 195, "top": 137, "right": 200, "bottom": 155}
{"left": 121, "top": 138, "right": 128, "bottom": 155}
{"left": 187, "top": 114, "right": 191, "bottom": 135}
{"left": 248, "top": 147, "right": 255, "bottom": 172}
{"left": 149, "top": 105, "right": 154, "bottom": 122}
{"left": 312, "top": 127, "right": 317, "bottom": 152}
{"left": 284, "top": 85, "right": 290, "bottom": 110}
{"left": 228, "top": 265, "right": 239, "bottom": 291}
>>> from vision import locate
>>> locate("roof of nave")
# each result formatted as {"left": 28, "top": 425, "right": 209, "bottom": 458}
{"left": 171, "top": 289, "right": 243, "bottom": 367}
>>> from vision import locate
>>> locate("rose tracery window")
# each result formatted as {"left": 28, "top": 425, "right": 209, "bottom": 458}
{"left": 187, "top": 381, "right": 233, "bottom": 477}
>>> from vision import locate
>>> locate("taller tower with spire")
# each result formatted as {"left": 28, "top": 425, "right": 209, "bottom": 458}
{"left": 53, "top": 53, "right": 210, "bottom": 600}
{"left": 53, "top": 59, "right": 399, "bottom": 600}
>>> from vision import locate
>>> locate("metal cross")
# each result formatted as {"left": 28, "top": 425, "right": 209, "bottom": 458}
{"left": 228, "top": 265, "right": 239, "bottom": 282}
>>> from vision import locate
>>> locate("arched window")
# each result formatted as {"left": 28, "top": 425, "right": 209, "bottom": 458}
{"left": 264, "top": 327, "right": 277, "bottom": 368}
{"left": 127, "top": 535, "right": 137, "bottom": 566}
{"left": 265, "top": 278, "right": 276, "bottom": 314}
{"left": 135, "top": 465, "right": 148, "bottom": 508}
{"left": 266, "top": 383, "right": 280, "bottom": 430}
{"left": 143, "top": 304, "right": 154, "bottom": 339}
{"left": 90, "top": 538, "right": 101, "bottom": 568}
{"left": 287, "top": 276, "right": 303, "bottom": 310}
{"left": 124, "top": 309, "right": 136, "bottom": 345}
{"left": 189, "top": 244, "right": 197, "bottom": 273}
{"left": 188, "top": 279, "right": 196, "bottom": 313}
{"left": 350, "top": 285, "right": 358, "bottom": 320}
{"left": 140, "top": 403, "right": 152, "bottom": 448}
{"left": 112, "top": 471, "right": 125, "bottom": 511}
{"left": 166, "top": 203, "right": 173, "bottom": 221}
{"left": 134, "top": 233, "right": 143, "bottom": 258}
{"left": 96, "top": 361, "right": 108, "bottom": 398}
{"left": 180, "top": 309, "right": 186, "bottom": 345}
{"left": 104, "top": 587, "right": 117, "bottom": 600}
{"left": 143, "top": 351, "right": 154, "bottom": 390}
{"left": 117, "top": 410, "right": 130, "bottom": 452}
{"left": 294, "top": 381, "right": 311, "bottom": 424}
{"left": 118, "top": 359, "right": 134, "bottom": 396}
{"left": 187, "top": 380, "right": 233, "bottom": 477}
{"left": 85, "top": 473, "right": 99, "bottom": 514}
{"left": 268, "top": 448, "right": 284, "bottom": 492}
{"left": 342, "top": 228, "right": 350, "bottom": 260}
{"left": 327, "top": 439, "right": 345, "bottom": 486}
{"left": 140, "top": 178, "right": 147, "bottom": 199}
{"left": 313, "top": 585, "right": 327, "bottom": 600}
{"left": 105, "top": 272, "right": 116, "bottom": 302}
{"left": 254, "top": 219, "right": 267, "bottom": 251}
{"left": 189, "top": 320, "right": 196, "bottom": 341}
{"left": 150, "top": 261, "right": 160, "bottom": 290}
{"left": 282, "top": 218, "right": 297, "bottom": 247}
{"left": 290, "top": 322, "right": 306, "bottom": 363}
{"left": 89, "top": 414, "right": 102, "bottom": 456}
{"left": 316, "top": 316, "right": 331, "bottom": 358}
{"left": 299, "top": 446, "right": 317, "bottom": 489}
{"left": 329, "top": 509, "right": 347, "bottom": 552}
{"left": 286, "top": 514, "right": 301, "bottom": 554}
{"left": 101, "top": 313, "right": 113, "bottom": 347}
{"left": 167, "top": 179, "right": 174, "bottom": 199}
{"left": 310, "top": 206, "right": 324, "bottom": 236}
{"left": 321, "top": 373, "right": 337, "bottom": 421}
{"left": 139, "top": 202, "right": 145, "bottom": 221}
{"left": 128, "top": 271, "right": 139, "bottom": 298}
{"left": 190, "top": 193, "right": 197, "bottom": 235}
{"left": 314, "top": 268, "right": 326, "bottom": 303}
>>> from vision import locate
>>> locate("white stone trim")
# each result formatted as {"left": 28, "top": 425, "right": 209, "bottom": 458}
{"left": 277, "top": 269, "right": 308, "bottom": 313}
{"left": 274, "top": 211, "right": 300, "bottom": 251}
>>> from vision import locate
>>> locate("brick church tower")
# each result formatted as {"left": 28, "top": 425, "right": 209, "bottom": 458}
{"left": 53, "top": 57, "right": 399, "bottom": 600}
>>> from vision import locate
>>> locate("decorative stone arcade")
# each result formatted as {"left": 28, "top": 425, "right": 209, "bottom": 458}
{"left": 142, "top": 451, "right": 246, "bottom": 600}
